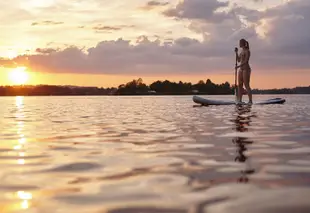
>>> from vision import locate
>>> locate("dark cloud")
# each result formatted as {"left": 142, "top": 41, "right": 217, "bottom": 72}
{"left": 8, "top": 37, "right": 233, "bottom": 75}
{"left": 163, "top": 0, "right": 231, "bottom": 23}
{"left": 147, "top": 1, "right": 169, "bottom": 6}
{"left": 31, "top": 21, "right": 64, "bottom": 26}
{"left": 245, "top": 0, "right": 310, "bottom": 58}
{"left": 230, "top": 6, "right": 262, "bottom": 23}
{"left": 36, "top": 48, "right": 58, "bottom": 54}
{"left": 163, "top": 0, "right": 310, "bottom": 58}
{"left": 5, "top": 32, "right": 310, "bottom": 77}
{"left": 140, "top": 1, "right": 169, "bottom": 11}
{"left": 93, "top": 24, "right": 135, "bottom": 32}
{"left": 93, "top": 26, "right": 122, "bottom": 31}
{"left": 162, "top": 0, "right": 262, "bottom": 40}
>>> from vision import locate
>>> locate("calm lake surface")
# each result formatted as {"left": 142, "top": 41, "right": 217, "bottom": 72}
{"left": 0, "top": 95, "right": 310, "bottom": 213}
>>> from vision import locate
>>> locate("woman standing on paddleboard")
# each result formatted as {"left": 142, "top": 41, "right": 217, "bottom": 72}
{"left": 235, "top": 39, "right": 253, "bottom": 104}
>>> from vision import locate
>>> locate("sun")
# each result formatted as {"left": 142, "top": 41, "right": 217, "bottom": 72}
{"left": 8, "top": 67, "right": 29, "bottom": 85}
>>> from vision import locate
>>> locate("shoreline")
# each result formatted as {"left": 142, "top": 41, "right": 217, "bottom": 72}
{"left": 0, "top": 93, "right": 309, "bottom": 97}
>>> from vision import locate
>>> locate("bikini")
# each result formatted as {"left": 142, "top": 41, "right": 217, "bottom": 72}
{"left": 239, "top": 50, "right": 251, "bottom": 73}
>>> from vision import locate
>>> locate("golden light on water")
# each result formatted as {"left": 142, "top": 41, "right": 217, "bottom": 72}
{"left": 21, "top": 200, "right": 29, "bottom": 209}
{"left": 14, "top": 96, "right": 26, "bottom": 154}
{"left": 17, "top": 191, "right": 33, "bottom": 200}
{"left": 14, "top": 97, "right": 26, "bottom": 152}
{"left": 13, "top": 145, "right": 22, "bottom": 150}
{"left": 11, "top": 96, "right": 33, "bottom": 211}
{"left": 17, "top": 191, "right": 32, "bottom": 210}
{"left": 8, "top": 67, "right": 29, "bottom": 85}
{"left": 16, "top": 96, "right": 24, "bottom": 108}
{"left": 19, "top": 138, "right": 26, "bottom": 144}
{"left": 18, "top": 159, "right": 25, "bottom": 165}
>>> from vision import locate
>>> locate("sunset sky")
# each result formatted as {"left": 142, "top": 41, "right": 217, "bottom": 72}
{"left": 0, "top": 0, "right": 309, "bottom": 89}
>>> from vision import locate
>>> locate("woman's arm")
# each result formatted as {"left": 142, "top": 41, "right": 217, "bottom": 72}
{"left": 234, "top": 48, "right": 241, "bottom": 63}
{"left": 237, "top": 51, "right": 250, "bottom": 68}
{"left": 235, "top": 52, "right": 241, "bottom": 63}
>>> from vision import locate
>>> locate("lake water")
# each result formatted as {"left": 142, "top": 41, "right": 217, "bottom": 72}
{"left": 0, "top": 95, "right": 310, "bottom": 213}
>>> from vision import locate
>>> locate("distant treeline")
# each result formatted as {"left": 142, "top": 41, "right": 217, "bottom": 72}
{"left": 115, "top": 78, "right": 310, "bottom": 95}
{"left": 0, "top": 78, "right": 309, "bottom": 96}
{"left": 252, "top": 87, "right": 310, "bottom": 94}
{"left": 0, "top": 85, "right": 116, "bottom": 96}
{"left": 116, "top": 78, "right": 233, "bottom": 95}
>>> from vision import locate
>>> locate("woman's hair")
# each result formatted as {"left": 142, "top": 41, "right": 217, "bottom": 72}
{"left": 240, "top": 38, "right": 250, "bottom": 49}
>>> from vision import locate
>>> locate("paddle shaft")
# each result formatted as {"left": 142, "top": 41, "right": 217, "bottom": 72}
{"left": 234, "top": 49, "right": 238, "bottom": 101}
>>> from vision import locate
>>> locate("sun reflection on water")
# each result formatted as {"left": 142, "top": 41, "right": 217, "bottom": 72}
{"left": 16, "top": 96, "right": 24, "bottom": 109}
{"left": 13, "top": 96, "right": 33, "bottom": 211}
{"left": 17, "top": 191, "right": 33, "bottom": 200}
{"left": 15, "top": 97, "right": 27, "bottom": 165}
{"left": 17, "top": 191, "right": 33, "bottom": 210}
{"left": 18, "top": 159, "right": 25, "bottom": 165}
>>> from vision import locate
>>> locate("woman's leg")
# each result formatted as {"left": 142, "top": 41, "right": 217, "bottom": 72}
{"left": 243, "top": 69, "right": 252, "bottom": 103}
{"left": 238, "top": 70, "right": 244, "bottom": 102}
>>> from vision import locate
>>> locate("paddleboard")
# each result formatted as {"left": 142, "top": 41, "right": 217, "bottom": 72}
{"left": 193, "top": 95, "right": 285, "bottom": 106}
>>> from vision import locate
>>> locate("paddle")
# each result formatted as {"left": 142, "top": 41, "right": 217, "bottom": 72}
{"left": 234, "top": 47, "right": 238, "bottom": 102}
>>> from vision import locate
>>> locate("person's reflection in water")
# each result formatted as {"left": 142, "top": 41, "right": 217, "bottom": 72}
{"left": 232, "top": 105, "right": 256, "bottom": 183}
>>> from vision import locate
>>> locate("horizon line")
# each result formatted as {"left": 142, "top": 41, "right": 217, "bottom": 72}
{"left": 1, "top": 82, "right": 309, "bottom": 91}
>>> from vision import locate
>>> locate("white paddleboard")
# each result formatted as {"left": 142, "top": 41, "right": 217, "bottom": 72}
{"left": 193, "top": 96, "right": 285, "bottom": 106}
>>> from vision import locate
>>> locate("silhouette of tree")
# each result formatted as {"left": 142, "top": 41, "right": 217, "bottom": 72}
{"left": 0, "top": 81, "right": 308, "bottom": 96}
{"left": 116, "top": 78, "right": 149, "bottom": 95}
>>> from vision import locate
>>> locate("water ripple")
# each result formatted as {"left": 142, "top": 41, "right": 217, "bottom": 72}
{"left": 0, "top": 95, "right": 309, "bottom": 212}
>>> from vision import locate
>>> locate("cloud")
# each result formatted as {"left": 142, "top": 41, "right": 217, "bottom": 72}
{"left": 93, "top": 24, "right": 135, "bottom": 32}
{"left": 36, "top": 48, "right": 58, "bottom": 54}
{"left": 147, "top": 1, "right": 169, "bottom": 6}
{"left": 31, "top": 21, "right": 64, "bottom": 26}
{"left": 0, "top": 58, "right": 16, "bottom": 68}
{"left": 261, "top": 0, "right": 310, "bottom": 55}
{"left": 0, "top": 0, "right": 199, "bottom": 54}
{"left": 140, "top": 1, "right": 170, "bottom": 11}
{"left": 162, "top": 0, "right": 255, "bottom": 44}
{"left": 163, "top": 0, "right": 310, "bottom": 58}
{"left": 163, "top": 0, "right": 231, "bottom": 23}
{"left": 9, "top": 36, "right": 234, "bottom": 75}
{"left": 93, "top": 26, "right": 122, "bottom": 31}
{"left": 1, "top": 0, "right": 310, "bottom": 77}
